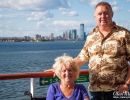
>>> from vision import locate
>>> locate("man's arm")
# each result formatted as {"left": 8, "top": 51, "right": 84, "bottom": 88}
{"left": 118, "top": 31, "right": 130, "bottom": 92}
{"left": 117, "top": 67, "right": 130, "bottom": 92}
{"left": 74, "top": 57, "right": 87, "bottom": 67}
{"left": 125, "top": 67, "right": 130, "bottom": 85}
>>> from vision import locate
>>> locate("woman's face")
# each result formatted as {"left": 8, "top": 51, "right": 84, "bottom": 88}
{"left": 94, "top": 5, "right": 113, "bottom": 27}
{"left": 60, "top": 66, "right": 77, "bottom": 84}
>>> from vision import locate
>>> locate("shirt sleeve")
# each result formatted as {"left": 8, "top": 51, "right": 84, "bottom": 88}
{"left": 46, "top": 84, "right": 55, "bottom": 100}
{"left": 125, "top": 30, "right": 130, "bottom": 61}
{"left": 77, "top": 39, "right": 90, "bottom": 63}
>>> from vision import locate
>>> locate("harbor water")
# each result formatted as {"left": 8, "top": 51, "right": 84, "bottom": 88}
{"left": 0, "top": 41, "right": 88, "bottom": 100}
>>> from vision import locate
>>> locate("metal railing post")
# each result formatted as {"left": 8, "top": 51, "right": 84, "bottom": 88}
{"left": 30, "top": 78, "right": 34, "bottom": 97}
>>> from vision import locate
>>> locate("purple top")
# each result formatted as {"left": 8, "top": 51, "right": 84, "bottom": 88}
{"left": 46, "top": 83, "right": 89, "bottom": 100}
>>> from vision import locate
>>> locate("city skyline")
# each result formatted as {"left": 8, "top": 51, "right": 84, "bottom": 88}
{"left": 0, "top": 0, "right": 130, "bottom": 37}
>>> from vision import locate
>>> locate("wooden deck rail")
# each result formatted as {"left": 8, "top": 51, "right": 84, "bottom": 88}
{"left": 0, "top": 70, "right": 89, "bottom": 80}
{"left": 0, "top": 70, "right": 89, "bottom": 100}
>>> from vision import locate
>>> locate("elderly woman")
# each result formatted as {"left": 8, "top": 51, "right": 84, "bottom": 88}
{"left": 46, "top": 55, "right": 90, "bottom": 100}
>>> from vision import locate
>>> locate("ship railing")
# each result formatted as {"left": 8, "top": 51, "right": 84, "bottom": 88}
{"left": 0, "top": 70, "right": 89, "bottom": 100}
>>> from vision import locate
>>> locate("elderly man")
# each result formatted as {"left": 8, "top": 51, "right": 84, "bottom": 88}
{"left": 74, "top": 1, "right": 130, "bottom": 100}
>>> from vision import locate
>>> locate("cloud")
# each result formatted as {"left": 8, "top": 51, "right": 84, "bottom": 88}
{"left": 0, "top": 0, "right": 70, "bottom": 11}
{"left": 65, "top": 10, "right": 78, "bottom": 16}
{"left": 89, "top": 0, "right": 103, "bottom": 6}
{"left": 36, "top": 19, "right": 88, "bottom": 31}
{"left": 80, "top": 0, "right": 103, "bottom": 6}
{"left": 37, "top": 21, "right": 46, "bottom": 28}
{"left": 27, "top": 11, "right": 53, "bottom": 21}
{"left": 0, "top": 0, "right": 73, "bottom": 24}
{"left": 36, "top": 20, "right": 82, "bottom": 31}
{"left": 111, "top": 1, "right": 119, "bottom": 12}
{"left": 80, "top": 0, "right": 119, "bottom": 12}
{"left": 52, "top": 20, "right": 88, "bottom": 30}
{"left": 53, "top": 20, "right": 78, "bottom": 28}
{"left": 38, "top": 0, "right": 70, "bottom": 11}
{"left": 35, "top": 19, "right": 90, "bottom": 34}
{"left": 0, "top": 0, "right": 40, "bottom": 10}
{"left": 0, "top": 0, "right": 71, "bottom": 21}
{"left": 0, "top": 14, "right": 2, "bottom": 18}
{"left": 59, "top": 8, "right": 78, "bottom": 16}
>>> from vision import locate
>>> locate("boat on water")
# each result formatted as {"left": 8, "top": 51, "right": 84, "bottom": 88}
{"left": 0, "top": 70, "right": 89, "bottom": 100}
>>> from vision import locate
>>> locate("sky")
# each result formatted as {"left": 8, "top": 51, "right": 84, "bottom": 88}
{"left": 0, "top": 0, "right": 130, "bottom": 37}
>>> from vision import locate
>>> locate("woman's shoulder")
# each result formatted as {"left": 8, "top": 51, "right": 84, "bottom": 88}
{"left": 49, "top": 82, "right": 59, "bottom": 88}
{"left": 47, "top": 82, "right": 61, "bottom": 94}
{"left": 75, "top": 84, "right": 86, "bottom": 90}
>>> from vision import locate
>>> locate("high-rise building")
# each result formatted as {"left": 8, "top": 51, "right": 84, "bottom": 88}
{"left": 63, "top": 29, "right": 77, "bottom": 40}
{"left": 63, "top": 31, "right": 69, "bottom": 40}
{"left": 71, "top": 29, "right": 77, "bottom": 40}
{"left": 35, "top": 34, "right": 41, "bottom": 40}
{"left": 50, "top": 33, "right": 54, "bottom": 40}
{"left": 80, "top": 24, "right": 85, "bottom": 40}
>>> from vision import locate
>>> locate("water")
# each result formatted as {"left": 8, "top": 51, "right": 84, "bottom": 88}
{"left": 0, "top": 41, "right": 88, "bottom": 100}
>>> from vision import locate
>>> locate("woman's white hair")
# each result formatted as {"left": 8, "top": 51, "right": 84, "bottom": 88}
{"left": 52, "top": 54, "right": 79, "bottom": 80}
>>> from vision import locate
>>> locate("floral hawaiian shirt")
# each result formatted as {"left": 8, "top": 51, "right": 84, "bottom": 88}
{"left": 78, "top": 23, "right": 130, "bottom": 92}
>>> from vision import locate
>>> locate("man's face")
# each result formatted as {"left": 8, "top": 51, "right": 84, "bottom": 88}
{"left": 94, "top": 5, "right": 113, "bottom": 27}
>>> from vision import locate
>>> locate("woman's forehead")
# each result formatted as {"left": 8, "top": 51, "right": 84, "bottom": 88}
{"left": 61, "top": 65, "right": 72, "bottom": 70}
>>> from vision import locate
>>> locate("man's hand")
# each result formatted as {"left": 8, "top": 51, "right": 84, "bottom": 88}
{"left": 117, "top": 84, "right": 129, "bottom": 93}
